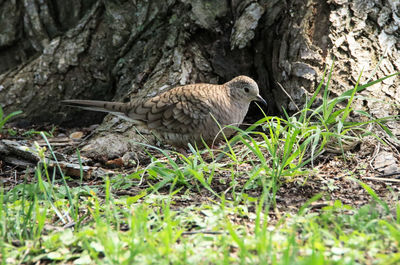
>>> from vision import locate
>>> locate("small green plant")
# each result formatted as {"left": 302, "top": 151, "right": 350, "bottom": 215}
{"left": 7, "top": 128, "right": 17, "bottom": 136}
{"left": 299, "top": 65, "right": 399, "bottom": 157}
{"left": 22, "top": 125, "right": 56, "bottom": 138}
{"left": 0, "top": 106, "right": 22, "bottom": 132}
{"left": 223, "top": 64, "right": 399, "bottom": 204}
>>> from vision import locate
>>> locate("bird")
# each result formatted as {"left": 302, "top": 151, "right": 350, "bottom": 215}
{"left": 63, "top": 76, "right": 267, "bottom": 148}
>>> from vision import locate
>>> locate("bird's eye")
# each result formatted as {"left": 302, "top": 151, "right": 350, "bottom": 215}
{"left": 244, "top": 87, "right": 250, "bottom": 93}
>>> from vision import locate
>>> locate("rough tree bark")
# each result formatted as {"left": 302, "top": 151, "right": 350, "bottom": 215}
{"left": 0, "top": 0, "right": 399, "bottom": 160}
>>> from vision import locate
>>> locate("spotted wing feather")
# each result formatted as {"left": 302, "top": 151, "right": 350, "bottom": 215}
{"left": 127, "top": 85, "right": 212, "bottom": 134}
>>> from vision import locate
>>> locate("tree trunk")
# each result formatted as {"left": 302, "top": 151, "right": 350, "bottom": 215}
{"left": 0, "top": 0, "right": 399, "bottom": 159}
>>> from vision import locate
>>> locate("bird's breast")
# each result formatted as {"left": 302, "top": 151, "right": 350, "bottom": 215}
{"left": 211, "top": 98, "right": 249, "bottom": 126}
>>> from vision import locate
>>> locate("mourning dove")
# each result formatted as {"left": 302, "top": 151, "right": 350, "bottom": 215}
{"left": 63, "top": 76, "right": 267, "bottom": 147}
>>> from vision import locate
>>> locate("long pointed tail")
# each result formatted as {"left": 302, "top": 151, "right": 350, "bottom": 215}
{"left": 62, "top": 99, "right": 129, "bottom": 114}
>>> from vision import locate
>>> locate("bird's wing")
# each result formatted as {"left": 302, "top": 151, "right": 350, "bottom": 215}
{"left": 127, "top": 86, "right": 212, "bottom": 134}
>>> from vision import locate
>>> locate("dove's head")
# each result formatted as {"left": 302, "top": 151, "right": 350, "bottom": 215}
{"left": 226, "top": 76, "right": 267, "bottom": 106}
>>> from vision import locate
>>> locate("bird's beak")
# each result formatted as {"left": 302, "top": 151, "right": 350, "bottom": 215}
{"left": 256, "top": 94, "right": 268, "bottom": 107}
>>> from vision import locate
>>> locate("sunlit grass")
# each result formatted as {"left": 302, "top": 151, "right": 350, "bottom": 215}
{"left": 2, "top": 179, "right": 399, "bottom": 264}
